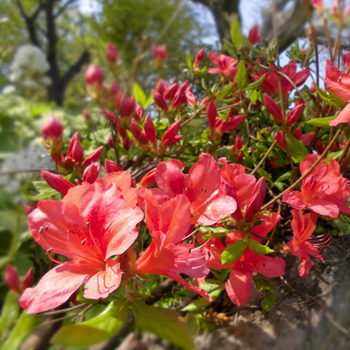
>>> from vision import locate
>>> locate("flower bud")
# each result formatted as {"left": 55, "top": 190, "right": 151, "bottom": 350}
{"left": 263, "top": 93, "right": 284, "bottom": 124}
{"left": 161, "top": 119, "right": 182, "bottom": 146}
{"left": 152, "top": 45, "right": 167, "bottom": 67}
{"left": 274, "top": 131, "right": 287, "bottom": 150}
{"left": 311, "top": 0, "right": 324, "bottom": 13}
{"left": 110, "top": 80, "right": 119, "bottom": 96}
{"left": 41, "top": 170, "right": 75, "bottom": 195}
{"left": 4, "top": 265, "right": 21, "bottom": 292}
{"left": 156, "top": 79, "right": 168, "bottom": 96}
{"left": 185, "top": 89, "right": 196, "bottom": 107}
{"left": 194, "top": 48, "right": 205, "bottom": 67}
{"left": 248, "top": 24, "right": 261, "bottom": 45}
{"left": 23, "top": 268, "right": 34, "bottom": 290}
{"left": 106, "top": 44, "right": 118, "bottom": 64}
{"left": 163, "top": 82, "right": 178, "bottom": 100}
{"left": 83, "top": 146, "right": 103, "bottom": 167}
{"left": 41, "top": 115, "right": 63, "bottom": 140}
{"left": 130, "top": 118, "right": 141, "bottom": 141}
{"left": 67, "top": 132, "right": 84, "bottom": 163}
{"left": 83, "top": 109, "right": 92, "bottom": 121}
{"left": 206, "top": 101, "right": 217, "bottom": 130}
{"left": 116, "top": 119, "right": 127, "bottom": 138}
{"left": 135, "top": 105, "right": 144, "bottom": 121}
{"left": 105, "top": 159, "right": 123, "bottom": 173}
{"left": 123, "top": 135, "right": 132, "bottom": 151}
{"left": 139, "top": 129, "right": 149, "bottom": 144}
{"left": 116, "top": 93, "right": 136, "bottom": 117}
{"left": 83, "top": 162, "right": 100, "bottom": 184}
{"left": 153, "top": 90, "right": 169, "bottom": 111}
{"left": 85, "top": 64, "right": 104, "bottom": 85}
{"left": 143, "top": 116, "right": 157, "bottom": 144}
{"left": 287, "top": 101, "right": 304, "bottom": 126}
{"left": 139, "top": 168, "right": 156, "bottom": 187}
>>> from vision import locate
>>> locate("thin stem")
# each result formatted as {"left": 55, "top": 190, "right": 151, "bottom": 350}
{"left": 339, "top": 136, "right": 350, "bottom": 164}
{"left": 251, "top": 140, "right": 277, "bottom": 176}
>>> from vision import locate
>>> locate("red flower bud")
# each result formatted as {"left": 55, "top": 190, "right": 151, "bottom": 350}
{"left": 217, "top": 114, "right": 247, "bottom": 133}
{"left": 153, "top": 90, "right": 169, "bottom": 111}
{"left": 110, "top": 80, "right": 119, "bottom": 96}
{"left": 105, "top": 159, "right": 123, "bottom": 173}
{"left": 23, "top": 268, "right": 34, "bottom": 290}
{"left": 123, "top": 135, "right": 132, "bottom": 150}
{"left": 206, "top": 101, "right": 217, "bottom": 130}
{"left": 83, "top": 162, "right": 100, "bottom": 184}
{"left": 41, "top": 170, "right": 75, "bottom": 195}
{"left": 161, "top": 119, "right": 182, "bottom": 146}
{"left": 83, "top": 109, "right": 92, "bottom": 121}
{"left": 83, "top": 146, "right": 103, "bottom": 167}
{"left": 275, "top": 131, "right": 287, "bottom": 150}
{"left": 135, "top": 105, "right": 144, "bottom": 121}
{"left": 101, "top": 110, "right": 117, "bottom": 122}
{"left": 287, "top": 101, "right": 304, "bottom": 126}
{"left": 41, "top": 115, "right": 63, "bottom": 140}
{"left": 139, "top": 168, "right": 156, "bottom": 187}
{"left": 67, "top": 132, "right": 84, "bottom": 163}
{"left": 139, "top": 129, "right": 149, "bottom": 144}
{"left": 185, "top": 89, "right": 196, "bottom": 107}
{"left": 163, "top": 82, "right": 178, "bottom": 100}
{"left": 108, "top": 134, "right": 118, "bottom": 148}
{"left": 116, "top": 93, "right": 136, "bottom": 116}
{"left": 156, "top": 79, "right": 168, "bottom": 96}
{"left": 194, "top": 48, "right": 205, "bottom": 67}
{"left": 248, "top": 24, "right": 261, "bottom": 45}
{"left": 4, "top": 265, "right": 21, "bottom": 292}
{"left": 24, "top": 204, "right": 34, "bottom": 215}
{"left": 171, "top": 81, "right": 188, "bottom": 110}
{"left": 144, "top": 115, "right": 156, "bottom": 144}
{"left": 116, "top": 119, "right": 127, "bottom": 138}
{"left": 106, "top": 44, "right": 118, "bottom": 64}
{"left": 263, "top": 93, "right": 284, "bottom": 124}
{"left": 130, "top": 118, "right": 141, "bottom": 141}
{"left": 85, "top": 64, "right": 104, "bottom": 85}
{"left": 152, "top": 45, "right": 167, "bottom": 67}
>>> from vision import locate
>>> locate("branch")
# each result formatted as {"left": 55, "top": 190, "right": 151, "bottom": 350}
{"left": 60, "top": 49, "right": 90, "bottom": 90}
{"left": 16, "top": 0, "right": 41, "bottom": 47}
{"left": 55, "top": 0, "right": 77, "bottom": 18}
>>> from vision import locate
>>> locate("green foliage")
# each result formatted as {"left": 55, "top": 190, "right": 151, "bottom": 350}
{"left": 221, "top": 240, "right": 248, "bottom": 264}
{"left": 131, "top": 300, "right": 195, "bottom": 350}
{"left": 286, "top": 133, "right": 309, "bottom": 163}
{"left": 52, "top": 299, "right": 129, "bottom": 346}
{"left": 247, "top": 239, "right": 274, "bottom": 255}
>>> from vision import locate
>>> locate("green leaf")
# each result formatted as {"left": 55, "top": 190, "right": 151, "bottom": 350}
{"left": 221, "top": 239, "right": 248, "bottom": 264}
{"left": 186, "top": 51, "right": 193, "bottom": 70}
{"left": 314, "top": 84, "right": 329, "bottom": 102}
{"left": 236, "top": 61, "right": 248, "bottom": 91}
{"left": 230, "top": 18, "right": 243, "bottom": 49}
{"left": 199, "top": 226, "right": 228, "bottom": 240}
{"left": 307, "top": 116, "right": 337, "bottom": 128}
{"left": 247, "top": 239, "right": 274, "bottom": 255}
{"left": 255, "top": 277, "right": 276, "bottom": 311}
{"left": 244, "top": 74, "right": 266, "bottom": 91}
{"left": 216, "top": 83, "right": 234, "bottom": 100}
{"left": 24, "top": 181, "right": 59, "bottom": 201}
{"left": 325, "top": 149, "right": 344, "bottom": 163}
{"left": 276, "top": 171, "right": 292, "bottom": 182}
{"left": 257, "top": 168, "right": 273, "bottom": 184}
{"left": 261, "top": 290, "right": 276, "bottom": 311}
{"left": 328, "top": 91, "right": 347, "bottom": 109}
{"left": 274, "top": 181, "right": 285, "bottom": 191}
{"left": 0, "top": 290, "right": 19, "bottom": 333}
{"left": 133, "top": 82, "right": 148, "bottom": 109}
{"left": 51, "top": 298, "right": 129, "bottom": 346}
{"left": 131, "top": 300, "right": 195, "bottom": 350}
{"left": 222, "top": 39, "right": 238, "bottom": 59}
{"left": 182, "top": 283, "right": 224, "bottom": 312}
{"left": 1, "top": 311, "right": 36, "bottom": 350}
{"left": 285, "top": 133, "right": 309, "bottom": 163}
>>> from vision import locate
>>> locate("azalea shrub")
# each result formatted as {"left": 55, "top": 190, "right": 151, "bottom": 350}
{"left": 3, "top": 3, "right": 350, "bottom": 349}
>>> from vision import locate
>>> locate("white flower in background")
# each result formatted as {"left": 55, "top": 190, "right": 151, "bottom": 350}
{"left": 8, "top": 44, "right": 51, "bottom": 89}
{"left": 2, "top": 85, "right": 16, "bottom": 95}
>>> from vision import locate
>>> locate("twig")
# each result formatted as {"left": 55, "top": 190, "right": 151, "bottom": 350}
{"left": 251, "top": 140, "right": 277, "bottom": 176}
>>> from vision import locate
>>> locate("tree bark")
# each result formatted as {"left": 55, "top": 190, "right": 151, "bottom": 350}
{"left": 15, "top": 0, "right": 90, "bottom": 106}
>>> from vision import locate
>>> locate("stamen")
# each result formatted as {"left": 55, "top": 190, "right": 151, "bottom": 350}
{"left": 81, "top": 238, "right": 87, "bottom": 246}
{"left": 46, "top": 248, "right": 63, "bottom": 265}
{"left": 45, "top": 226, "right": 48, "bottom": 231}
{"left": 86, "top": 222, "right": 90, "bottom": 229}
{"left": 39, "top": 226, "right": 44, "bottom": 234}
{"left": 176, "top": 229, "right": 198, "bottom": 245}
{"left": 190, "top": 234, "right": 212, "bottom": 252}
{"left": 67, "top": 230, "right": 71, "bottom": 233}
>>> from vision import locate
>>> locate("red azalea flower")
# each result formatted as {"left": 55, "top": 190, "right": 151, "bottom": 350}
{"left": 134, "top": 191, "right": 211, "bottom": 300}
{"left": 149, "top": 153, "right": 237, "bottom": 225}
{"left": 325, "top": 59, "right": 350, "bottom": 102}
{"left": 285, "top": 210, "right": 332, "bottom": 277}
{"left": 283, "top": 154, "right": 350, "bottom": 218}
{"left": 208, "top": 52, "right": 237, "bottom": 78}
{"left": 20, "top": 175, "right": 143, "bottom": 313}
